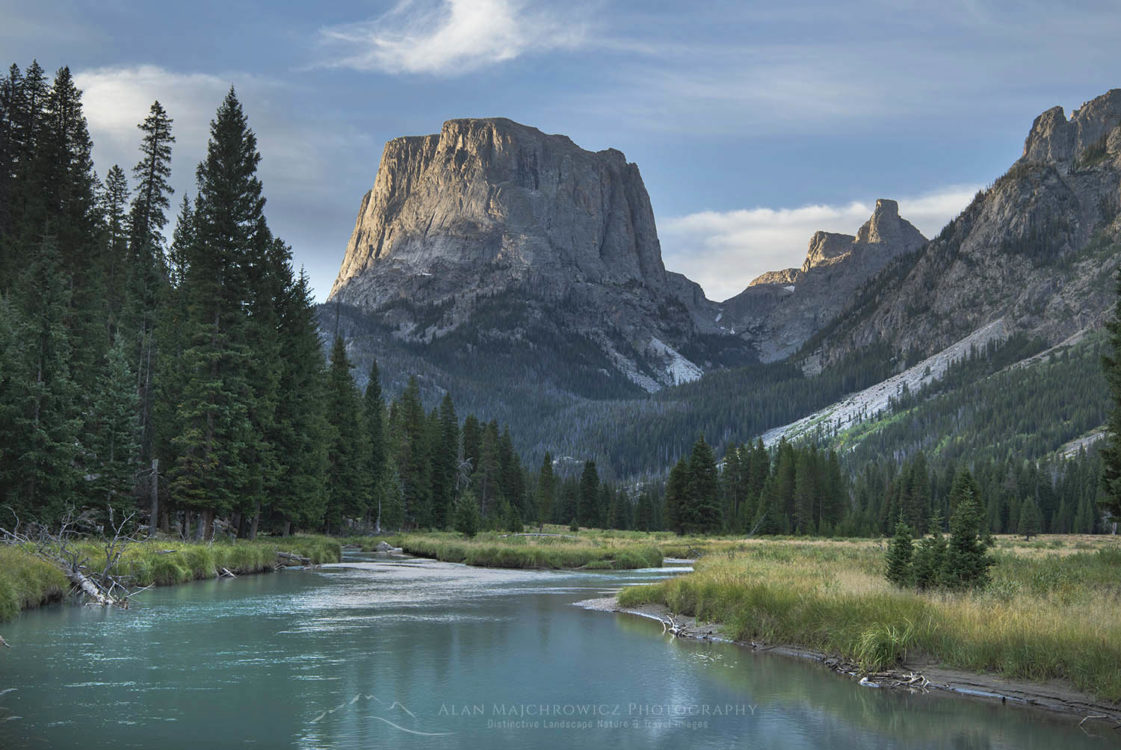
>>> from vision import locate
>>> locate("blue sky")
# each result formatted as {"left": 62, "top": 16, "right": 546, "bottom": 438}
{"left": 3, "top": 0, "right": 1119, "bottom": 301}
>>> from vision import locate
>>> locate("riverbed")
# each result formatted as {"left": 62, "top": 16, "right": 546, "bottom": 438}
{"left": 0, "top": 554, "right": 1114, "bottom": 749}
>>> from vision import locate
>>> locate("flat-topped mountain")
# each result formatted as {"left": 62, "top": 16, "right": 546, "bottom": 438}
{"left": 329, "top": 118, "right": 750, "bottom": 397}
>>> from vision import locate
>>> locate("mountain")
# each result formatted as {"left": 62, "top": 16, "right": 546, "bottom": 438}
{"left": 812, "top": 89, "right": 1121, "bottom": 368}
{"left": 721, "top": 199, "right": 927, "bottom": 362}
{"left": 324, "top": 92, "right": 1121, "bottom": 479}
{"left": 329, "top": 117, "right": 751, "bottom": 397}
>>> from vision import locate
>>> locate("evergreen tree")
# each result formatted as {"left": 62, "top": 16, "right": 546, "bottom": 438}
{"left": 124, "top": 102, "right": 174, "bottom": 471}
{"left": 885, "top": 518, "right": 914, "bottom": 587}
{"left": 363, "top": 359, "right": 387, "bottom": 529}
{"left": 97, "top": 164, "right": 129, "bottom": 340}
{"left": 322, "top": 335, "right": 368, "bottom": 532}
{"left": 453, "top": 490, "right": 480, "bottom": 537}
{"left": 1102, "top": 260, "right": 1121, "bottom": 523}
{"left": 270, "top": 269, "right": 327, "bottom": 535}
{"left": 430, "top": 394, "right": 459, "bottom": 529}
{"left": 942, "top": 472, "right": 993, "bottom": 590}
{"left": 1017, "top": 497, "right": 1042, "bottom": 540}
{"left": 536, "top": 452, "right": 555, "bottom": 530}
{"left": 86, "top": 338, "right": 140, "bottom": 522}
{"left": 396, "top": 377, "right": 430, "bottom": 527}
{"left": 170, "top": 89, "right": 263, "bottom": 539}
{"left": 664, "top": 457, "right": 689, "bottom": 535}
{"left": 685, "top": 436, "right": 722, "bottom": 533}
{"left": 579, "top": 460, "right": 600, "bottom": 528}
{"left": 912, "top": 513, "right": 947, "bottom": 590}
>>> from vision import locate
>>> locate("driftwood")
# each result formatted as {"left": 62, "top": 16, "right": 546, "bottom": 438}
{"left": 1, "top": 507, "right": 148, "bottom": 609}
{"left": 0, "top": 635, "right": 9, "bottom": 648}
{"left": 276, "top": 551, "right": 311, "bottom": 566}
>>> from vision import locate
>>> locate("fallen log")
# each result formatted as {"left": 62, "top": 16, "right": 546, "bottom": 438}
{"left": 68, "top": 567, "right": 118, "bottom": 607}
{"left": 277, "top": 551, "right": 311, "bottom": 566}
{"left": 0, "top": 635, "right": 9, "bottom": 648}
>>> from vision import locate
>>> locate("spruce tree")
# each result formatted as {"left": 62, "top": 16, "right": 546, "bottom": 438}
{"left": 323, "top": 335, "right": 369, "bottom": 532}
{"left": 86, "top": 338, "right": 140, "bottom": 522}
{"left": 536, "top": 452, "right": 555, "bottom": 530}
{"left": 885, "top": 518, "right": 914, "bottom": 587}
{"left": 579, "top": 460, "right": 600, "bottom": 528}
{"left": 97, "top": 164, "right": 130, "bottom": 340}
{"left": 396, "top": 377, "right": 430, "bottom": 527}
{"left": 170, "top": 89, "right": 263, "bottom": 539}
{"left": 453, "top": 490, "right": 480, "bottom": 537}
{"left": 364, "top": 359, "right": 387, "bottom": 527}
{"left": 1102, "top": 260, "right": 1121, "bottom": 524}
{"left": 912, "top": 513, "right": 947, "bottom": 590}
{"left": 431, "top": 394, "right": 458, "bottom": 529}
{"left": 1017, "top": 497, "right": 1042, "bottom": 540}
{"left": 686, "top": 436, "right": 722, "bottom": 533}
{"left": 125, "top": 101, "right": 174, "bottom": 470}
{"left": 942, "top": 472, "right": 994, "bottom": 590}
{"left": 664, "top": 457, "right": 689, "bottom": 535}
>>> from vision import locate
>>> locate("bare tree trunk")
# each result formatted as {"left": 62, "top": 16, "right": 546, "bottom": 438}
{"left": 283, "top": 520, "right": 291, "bottom": 537}
{"left": 249, "top": 501, "right": 260, "bottom": 541}
{"left": 202, "top": 509, "right": 214, "bottom": 541}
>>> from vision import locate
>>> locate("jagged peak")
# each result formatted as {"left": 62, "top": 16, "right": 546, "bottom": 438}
{"left": 855, "top": 198, "right": 925, "bottom": 249}
{"left": 1021, "top": 89, "right": 1121, "bottom": 166}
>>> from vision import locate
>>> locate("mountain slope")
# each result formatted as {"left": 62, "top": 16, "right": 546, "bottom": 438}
{"left": 813, "top": 89, "right": 1121, "bottom": 367}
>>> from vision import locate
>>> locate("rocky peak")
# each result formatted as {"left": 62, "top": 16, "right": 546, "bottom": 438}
{"left": 1021, "top": 89, "right": 1121, "bottom": 168}
{"left": 803, "top": 231, "right": 856, "bottom": 272}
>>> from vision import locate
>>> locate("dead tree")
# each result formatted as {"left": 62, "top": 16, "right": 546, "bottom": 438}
{"left": 1, "top": 507, "right": 151, "bottom": 609}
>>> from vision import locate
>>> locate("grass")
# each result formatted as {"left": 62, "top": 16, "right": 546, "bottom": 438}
{"left": 0, "top": 535, "right": 341, "bottom": 620}
{"left": 617, "top": 534, "right": 1121, "bottom": 703}
{"left": 397, "top": 528, "right": 665, "bottom": 569}
{"left": 0, "top": 546, "right": 68, "bottom": 622}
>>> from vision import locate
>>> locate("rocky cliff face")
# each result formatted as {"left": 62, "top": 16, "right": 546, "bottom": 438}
{"left": 329, "top": 118, "right": 749, "bottom": 394}
{"left": 721, "top": 199, "right": 927, "bottom": 361}
{"left": 815, "top": 90, "right": 1121, "bottom": 367}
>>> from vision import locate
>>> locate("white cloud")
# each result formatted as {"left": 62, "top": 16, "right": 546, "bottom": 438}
{"left": 659, "top": 185, "right": 980, "bottom": 302}
{"left": 317, "top": 0, "right": 588, "bottom": 75}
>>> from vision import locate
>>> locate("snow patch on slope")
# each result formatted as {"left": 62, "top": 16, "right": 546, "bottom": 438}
{"left": 648, "top": 338, "right": 703, "bottom": 386}
{"left": 761, "top": 319, "right": 1009, "bottom": 447}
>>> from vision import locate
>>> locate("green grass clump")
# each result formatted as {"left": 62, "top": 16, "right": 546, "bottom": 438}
{"left": 0, "top": 546, "right": 68, "bottom": 622}
{"left": 618, "top": 535, "right": 1121, "bottom": 703}
{"left": 398, "top": 531, "right": 663, "bottom": 570}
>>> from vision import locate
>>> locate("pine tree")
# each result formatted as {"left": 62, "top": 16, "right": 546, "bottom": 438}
{"left": 125, "top": 101, "right": 174, "bottom": 470}
{"left": 1102, "top": 259, "right": 1121, "bottom": 524}
{"left": 536, "top": 452, "right": 555, "bottom": 530}
{"left": 364, "top": 359, "right": 387, "bottom": 529}
{"left": 86, "top": 338, "right": 140, "bottom": 522}
{"left": 453, "top": 490, "right": 480, "bottom": 537}
{"left": 396, "top": 377, "right": 430, "bottom": 527}
{"left": 913, "top": 513, "right": 947, "bottom": 590}
{"left": 664, "top": 457, "right": 689, "bottom": 535}
{"left": 97, "top": 164, "right": 129, "bottom": 340}
{"left": 170, "top": 89, "right": 263, "bottom": 539}
{"left": 430, "top": 394, "right": 458, "bottom": 529}
{"left": 942, "top": 472, "right": 993, "bottom": 590}
{"left": 579, "top": 460, "right": 600, "bottom": 528}
{"left": 1017, "top": 497, "right": 1042, "bottom": 540}
{"left": 885, "top": 518, "right": 914, "bottom": 587}
{"left": 271, "top": 270, "right": 327, "bottom": 534}
{"left": 686, "top": 436, "right": 722, "bottom": 533}
{"left": 323, "top": 335, "right": 368, "bottom": 532}
{"left": 1, "top": 240, "right": 81, "bottom": 523}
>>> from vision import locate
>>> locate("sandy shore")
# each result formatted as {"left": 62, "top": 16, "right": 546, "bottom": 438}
{"left": 574, "top": 595, "right": 1121, "bottom": 728}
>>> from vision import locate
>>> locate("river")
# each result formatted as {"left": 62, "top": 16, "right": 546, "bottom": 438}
{"left": 0, "top": 554, "right": 1114, "bottom": 749}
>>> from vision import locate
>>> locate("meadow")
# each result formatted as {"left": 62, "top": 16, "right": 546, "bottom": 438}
{"left": 618, "top": 534, "right": 1121, "bottom": 702}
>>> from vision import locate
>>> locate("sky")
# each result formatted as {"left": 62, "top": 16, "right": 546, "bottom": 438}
{"left": 2, "top": 1, "right": 1119, "bottom": 302}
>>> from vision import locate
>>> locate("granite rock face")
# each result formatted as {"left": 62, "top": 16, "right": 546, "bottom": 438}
{"left": 816, "top": 89, "right": 1121, "bottom": 366}
{"left": 329, "top": 118, "right": 748, "bottom": 393}
{"left": 722, "top": 199, "right": 927, "bottom": 361}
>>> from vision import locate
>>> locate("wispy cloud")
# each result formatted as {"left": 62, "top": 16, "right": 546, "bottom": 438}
{"left": 659, "top": 185, "right": 980, "bottom": 302}
{"left": 316, "top": 0, "right": 589, "bottom": 75}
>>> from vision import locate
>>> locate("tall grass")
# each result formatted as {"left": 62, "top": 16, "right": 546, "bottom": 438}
{"left": 618, "top": 536, "right": 1121, "bottom": 703}
{"left": 399, "top": 531, "right": 663, "bottom": 569}
{"left": 0, "top": 535, "right": 341, "bottom": 620}
{"left": 0, "top": 546, "right": 68, "bottom": 622}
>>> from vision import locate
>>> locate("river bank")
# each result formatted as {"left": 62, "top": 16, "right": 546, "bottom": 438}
{"left": 589, "top": 534, "right": 1121, "bottom": 723}
{"left": 0, "top": 535, "right": 341, "bottom": 623}
{"left": 394, "top": 530, "right": 666, "bottom": 569}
